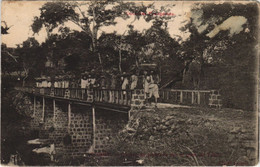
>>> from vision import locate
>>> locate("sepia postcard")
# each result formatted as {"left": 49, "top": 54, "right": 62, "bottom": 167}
{"left": 1, "top": 0, "right": 259, "bottom": 166}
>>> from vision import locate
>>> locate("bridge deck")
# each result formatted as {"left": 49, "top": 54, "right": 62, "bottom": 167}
{"left": 16, "top": 87, "right": 132, "bottom": 112}
{"left": 15, "top": 87, "right": 213, "bottom": 111}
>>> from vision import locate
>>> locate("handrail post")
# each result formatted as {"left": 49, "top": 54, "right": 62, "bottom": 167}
{"left": 191, "top": 91, "right": 194, "bottom": 104}
{"left": 180, "top": 91, "right": 183, "bottom": 104}
{"left": 116, "top": 90, "right": 119, "bottom": 104}
{"left": 198, "top": 91, "right": 201, "bottom": 105}
{"left": 100, "top": 90, "right": 103, "bottom": 102}
{"left": 81, "top": 89, "right": 84, "bottom": 100}
{"left": 125, "top": 90, "right": 128, "bottom": 105}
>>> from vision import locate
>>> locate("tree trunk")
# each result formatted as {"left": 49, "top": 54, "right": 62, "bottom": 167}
{"left": 91, "top": 5, "right": 103, "bottom": 70}
{"left": 119, "top": 48, "right": 122, "bottom": 73}
{"left": 98, "top": 53, "right": 103, "bottom": 72}
{"left": 22, "top": 64, "right": 29, "bottom": 87}
{"left": 23, "top": 70, "right": 28, "bottom": 87}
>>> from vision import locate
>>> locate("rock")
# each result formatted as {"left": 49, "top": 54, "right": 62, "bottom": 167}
{"left": 167, "top": 130, "right": 172, "bottom": 135}
{"left": 186, "top": 118, "right": 192, "bottom": 123}
{"left": 162, "top": 125, "right": 167, "bottom": 130}
{"left": 205, "top": 122, "right": 211, "bottom": 127}
{"left": 171, "top": 125, "right": 176, "bottom": 130}
{"left": 241, "top": 128, "right": 246, "bottom": 133}
{"left": 165, "top": 121, "right": 171, "bottom": 126}
{"left": 165, "top": 116, "right": 174, "bottom": 120}
{"left": 231, "top": 127, "right": 241, "bottom": 133}
{"left": 154, "top": 116, "right": 160, "bottom": 120}
{"left": 162, "top": 119, "right": 167, "bottom": 123}
{"left": 178, "top": 119, "right": 185, "bottom": 124}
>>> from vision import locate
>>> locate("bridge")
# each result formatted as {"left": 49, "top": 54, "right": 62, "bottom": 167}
{"left": 15, "top": 87, "right": 220, "bottom": 111}
{"left": 14, "top": 87, "right": 222, "bottom": 156}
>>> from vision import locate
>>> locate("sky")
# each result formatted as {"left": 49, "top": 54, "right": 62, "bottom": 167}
{"left": 1, "top": 1, "right": 192, "bottom": 48}
{"left": 1, "top": 1, "right": 249, "bottom": 48}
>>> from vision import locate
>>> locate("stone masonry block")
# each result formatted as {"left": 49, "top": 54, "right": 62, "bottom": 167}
{"left": 134, "top": 95, "right": 139, "bottom": 100}
{"left": 139, "top": 95, "right": 145, "bottom": 100}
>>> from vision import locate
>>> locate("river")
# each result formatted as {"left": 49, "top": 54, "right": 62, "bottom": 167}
{"left": 1, "top": 88, "right": 53, "bottom": 166}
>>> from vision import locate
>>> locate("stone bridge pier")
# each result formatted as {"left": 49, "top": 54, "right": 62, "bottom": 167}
{"left": 29, "top": 96, "right": 130, "bottom": 158}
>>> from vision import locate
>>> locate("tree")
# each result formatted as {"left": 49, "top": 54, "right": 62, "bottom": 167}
{"left": 31, "top": 1, "right": 173, "bottom": 73}
{"left": 31, "top": 1, "right": 129, "bottom": 69}
{"left": 40, "top": 29, "right": 93, "bottom": 80}
{"left": 16, "top": 37, "right": 45, "bottom": 86}
{"left": 1, "top": 44, "right": 20, "bottom": 77}
{"left": 179, "top": 2, "right": 258, "bottom": 109}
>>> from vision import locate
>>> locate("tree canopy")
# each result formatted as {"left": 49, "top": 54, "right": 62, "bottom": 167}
{"left": 3, "top": 2, "right": 258, "bottom": 109}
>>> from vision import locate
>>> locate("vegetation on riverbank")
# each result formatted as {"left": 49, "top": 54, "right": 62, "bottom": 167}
{"left": 101, "top": 107, "right": 257, "bottom": 166}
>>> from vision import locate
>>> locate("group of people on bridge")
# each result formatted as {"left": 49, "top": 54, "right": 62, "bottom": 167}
{"left": 35, "top": 69, "right": 160, "bottom": 106}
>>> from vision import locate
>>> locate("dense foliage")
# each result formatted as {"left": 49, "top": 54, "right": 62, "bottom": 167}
{"left": 2, "top": 2, "right": 258, "bottom": 110}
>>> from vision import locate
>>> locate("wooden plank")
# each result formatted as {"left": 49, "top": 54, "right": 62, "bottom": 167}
{"left": 163, "top": 89, "right": 211, "bottom": 93}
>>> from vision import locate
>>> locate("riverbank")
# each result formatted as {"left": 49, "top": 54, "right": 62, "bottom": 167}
{"left": 101, "top": 106, "right": 258, "bottom": 166}
{"left": 1, "top": 90, "right": 51, "bottom": 165}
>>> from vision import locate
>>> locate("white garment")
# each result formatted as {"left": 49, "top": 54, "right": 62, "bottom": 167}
{"left": 42, "top": 81, "right": 48, "bottom": 88}
{"left": 122, "top": 78, "right": 129, "bottom": 90}
{"left": 47, "top": 82, "right": 51, "bottom": 88}
{"left": 90, "top": 78, "right": 96, "bottom": 85}
{"left": 64, "top": 81, "right": 69, "bottom": 88}
{"left": 62, "top": 81, "right": 65, "bottom": 88}
{"left": 54, "top": 82, "right": 58, "bottom": 88}
{"left": 130, "top": 75, "right": 138, "bottom": 90}
{"left": 81, "top": 79, "right": 88, "bottom": 88}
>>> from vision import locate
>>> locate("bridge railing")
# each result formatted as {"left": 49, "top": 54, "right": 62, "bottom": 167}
{"left": 16, "top": 87, "right": 214, "bottom": 107}
{"left": 159, "top": 89, "right": 211, "bottom": 106}
{"left": 17, "top": 87, "right": 133, "bottom": 106}
{"left": 69, "top": 88, "right": 86, "bottom": 100}
{"left": 94, "top": 89, "right": 132, "bottom": 106}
